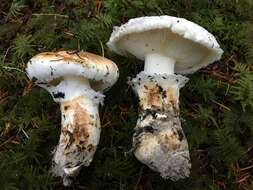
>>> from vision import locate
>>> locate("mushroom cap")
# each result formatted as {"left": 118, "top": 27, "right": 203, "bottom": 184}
{"left": 107, "top": 15, "right": 223, "bottom": 74}
{"left": 26, "top": 51, "right": 119, "bottom": 92}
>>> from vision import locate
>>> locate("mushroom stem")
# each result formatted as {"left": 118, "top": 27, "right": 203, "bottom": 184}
{"left": 45, "top": 76, "right": 92, "bottom": 103}
{"left": 130, "top": 71, "right": 191, "bottom": 181}
{"left": 144, "top": 53, "right": 175, "bottom": 75}
{"left": 48, "top": 76, "right": 103, "bottom": 186}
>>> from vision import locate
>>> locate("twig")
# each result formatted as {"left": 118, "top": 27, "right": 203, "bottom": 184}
{"left": 95, "top": 0, "right": 103, "bottom": 13}
{"left": 236, "top": 174, "right": 251, "bottom": 183}
{"left": 0, "top": 90, "right": 8, "bottom": 104}
{"left": 32, "top": 13, "right": 69, "bottom": 18}
{"left": 241, "top": 165, "right": 253, "bottom": 171}
{"left": 101, "top": 121, "right": 111, "bottom": 128}
{"left": 0, "top": 65, "right": 25, "bottom": 73}
{"left": 22, "top": 129, "right": 29, "bottom": 139}
{"left": 0, "top": 136, "right": 15, "bottom": 148}
{"left": 3, "top": 47, "right": 11, "bottom": 64}
{"left": 99, "top": 41, "right": 105, "bottom": 57}
{"left": 64, "top": 31, "right": 75, "bottom": 37}
{"left": 133, "top": 166, "right": 144, "bottom": 190}
{"left": 225, "top": 84, "right": 230, "bottom": 96}
{"left": 203, "top": 69, "right": 235, "bottom": 84}
{"left": 211, "top": 100, "right": 231, "bottom": 111}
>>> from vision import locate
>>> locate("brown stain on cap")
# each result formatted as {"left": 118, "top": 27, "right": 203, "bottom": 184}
{"left": 29, "top": 50, "right": 119, "bottom": 92}
{"left": 35, "top": 51, "right": 115, "bottom": 66}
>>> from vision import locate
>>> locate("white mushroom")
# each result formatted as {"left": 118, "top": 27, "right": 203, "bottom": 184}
{"left": 26, "top": 51, "right": 119, "bottom": 186}
{"left": 107, "top": 16, "right": 223, "bottom": 180}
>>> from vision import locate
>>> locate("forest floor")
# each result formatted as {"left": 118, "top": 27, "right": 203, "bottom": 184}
{"left": 0, "top": 0, "right": 253, "bottom": 190}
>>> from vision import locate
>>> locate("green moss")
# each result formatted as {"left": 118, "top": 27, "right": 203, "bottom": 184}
{"left": 0, "top": 0, "right": 253, "bottom": 189}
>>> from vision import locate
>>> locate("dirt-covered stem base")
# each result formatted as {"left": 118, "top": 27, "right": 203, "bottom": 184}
{"left": 129, "top": 71, "right": 191, "bottom": 180}
{"left": 52, "top": 92, "right": 103, "bottom": 186}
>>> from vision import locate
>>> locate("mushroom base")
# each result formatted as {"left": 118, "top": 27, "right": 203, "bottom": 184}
{"left": 129, "top": 71, "right": 191, "bottom": 180}
{"left": 51, "top": 91, "right": 103, "bottom": 186}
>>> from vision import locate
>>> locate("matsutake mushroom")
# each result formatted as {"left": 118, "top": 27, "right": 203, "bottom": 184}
{"left": 107, "top": 16, "right": 223, "bottom": 180}
{"left": 26, "top": 51, "right": 119, "bottom": 186}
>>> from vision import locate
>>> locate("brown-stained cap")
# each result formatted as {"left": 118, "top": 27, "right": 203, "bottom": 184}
{"left": 26, "top": 51, "right": 119, "bottom": 92}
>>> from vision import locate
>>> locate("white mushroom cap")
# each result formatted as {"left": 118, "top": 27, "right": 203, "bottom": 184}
{"left": 107, "top": 15, "right": 223, "bottom": 74}
{"left": 26, "top": 51, "right": 119, "bottom": 92}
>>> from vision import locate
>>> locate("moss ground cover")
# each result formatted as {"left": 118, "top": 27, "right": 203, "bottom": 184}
{"left": 0, "top": 0, "right": 253, "bottom": 189}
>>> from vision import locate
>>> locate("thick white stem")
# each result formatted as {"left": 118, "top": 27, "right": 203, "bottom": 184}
{"left": 46, "top": 76, "right": 91, "bottom": 102}
{"left": 130, "top": 72, "right": 190, "bottom": 181}
{"left": 52, "top": 93, "right": 101, "bottom": 186}
{"left": 144, "top": 53, "right": 175, "bottom": 75}
{"left": 47, "top": 76, "right": 102, "bottom": 186}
